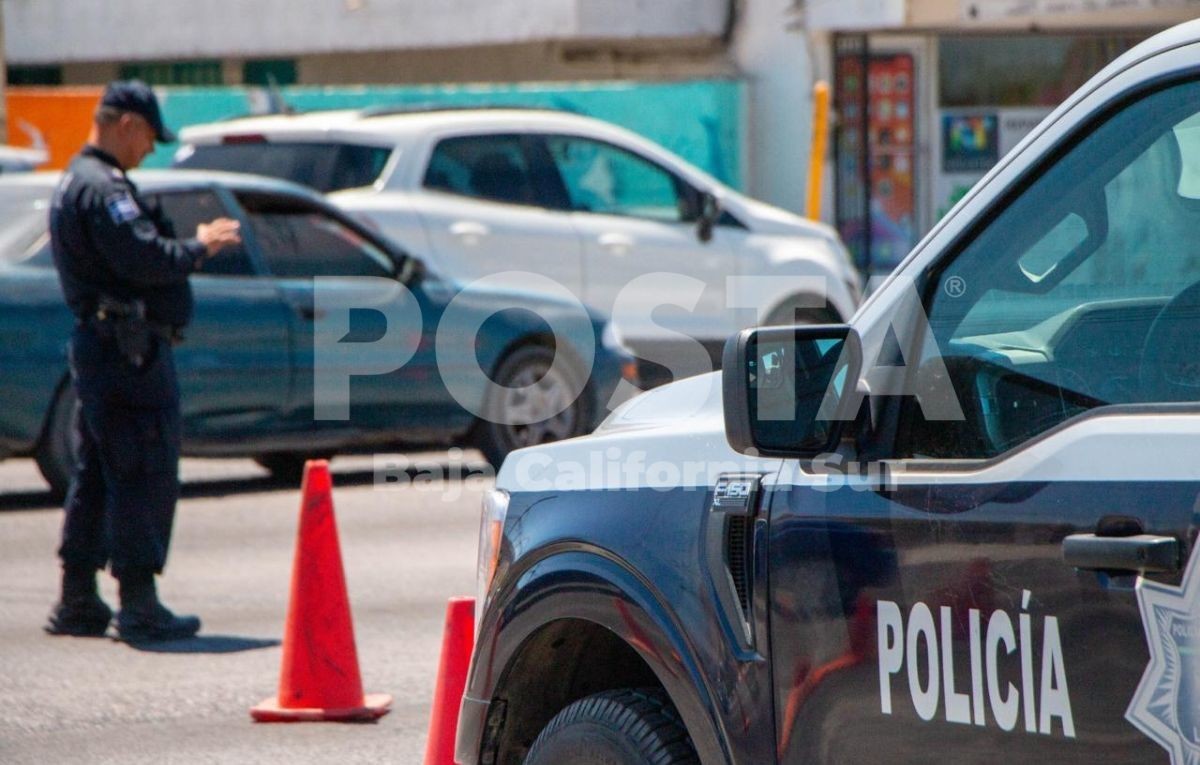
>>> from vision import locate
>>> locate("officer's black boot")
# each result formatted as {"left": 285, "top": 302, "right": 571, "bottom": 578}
{"left": 45, "top": 565, "right": 113, "bottom": 637}
{"left": 113, "top": 569, "right": 201, "bottom": 643}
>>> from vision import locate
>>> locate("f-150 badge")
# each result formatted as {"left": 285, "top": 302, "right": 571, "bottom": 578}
{"left": 1127, "top": 552, "right": 1200, "bottom": 765}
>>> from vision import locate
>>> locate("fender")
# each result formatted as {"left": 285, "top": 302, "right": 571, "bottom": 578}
{"left": 461, "top": 546, "right": 735, "bottom": 765}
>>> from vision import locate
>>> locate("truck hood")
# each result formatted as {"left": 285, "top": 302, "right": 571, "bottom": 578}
{"left": 595, "top": 371, "right": 724, "bottom": 434}
{"left": 495, "top": 372, "right": 786, "bottom": 493}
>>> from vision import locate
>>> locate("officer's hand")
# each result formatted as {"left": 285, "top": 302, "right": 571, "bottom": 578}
{"left": 196, "top": 218, "right": 242, "bottom": 257}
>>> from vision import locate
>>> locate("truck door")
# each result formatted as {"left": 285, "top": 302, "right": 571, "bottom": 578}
{"left": 770, "top": 75, "right": 1200, "bottom": 763}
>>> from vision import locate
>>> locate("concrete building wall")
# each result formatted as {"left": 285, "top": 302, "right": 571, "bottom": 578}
{"left": 807, "top": 0, "right": 1199, "bottom": 30}
{"left": 58, "top": 63, "right": 122, "bottom": 86}
{"left": 3, "top": 0, "right": 729, "bottom": 64}
{"left": 731, "top": 0, "right": 816, "bottom": 215}
{"left": 914, "top": 0, "right": 1198, "bottom": 29}
{"left": 5, "top": 0, "right": 821, "bottom": 215}
{"left": 34, "top": 42, "right": 734, "bottom": 87}
{"left": 576, "top": 0, "right": 728, "bottom": 40}
{"left": 297, "top": 40, "right": 734, "bottom": 85}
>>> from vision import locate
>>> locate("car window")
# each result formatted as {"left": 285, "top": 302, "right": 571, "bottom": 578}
{"left": 423, "top": 134, "right": 540, "bottom": 206}
{"left": 899, "top": 78, "right": 1200, "bottom": 460}
{"left": 174, "top": 142, "right": 393, "bottom": 193}
{"left": 249, "top": 208, "right": 394, "bottom": 279}
{"left": 545, "top": 135, "right": 685, "bottom": 223}
{"left": 149, "top": 190, "right": 255, "bottom": 277}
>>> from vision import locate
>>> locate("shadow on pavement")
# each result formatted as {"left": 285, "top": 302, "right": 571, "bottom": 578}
{"left": 177, "top": 468, "right": 379, "bottom": 500}
{"left": 118, "top": 634, "right": 281, "bottom": 654}
{"left": 0, "top": 460, "right": 493, "bottom": 513}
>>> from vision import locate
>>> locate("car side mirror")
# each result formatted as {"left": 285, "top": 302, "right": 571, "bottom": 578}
{"left": 722, "top": 325, "right": 862, "bottom": 457}
{"left": 696, "top": 190, "right": 719, "bottom": 243}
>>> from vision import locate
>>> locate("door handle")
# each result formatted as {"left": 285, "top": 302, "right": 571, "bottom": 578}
{"left": 598, "top": 233, "right": 634, "bottom": 255}
{"left": 450, "top": 221, "right": 489, "bottom": 244}
{"left": 1062, "top": 533, "right": 1181, "bottom": 573}
{"left": 297, "top": 306, "right": 326, "bottom": 321}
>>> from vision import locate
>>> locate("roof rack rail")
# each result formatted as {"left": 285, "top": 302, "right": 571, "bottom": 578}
{"left": 206, "top": 104, "right": 354, "bottom": 123}
{"left": 198, "top": 102, "right": 579, "bottom": 126}
{"left": 356, "top": 103, "right": 571, "bottom": 119}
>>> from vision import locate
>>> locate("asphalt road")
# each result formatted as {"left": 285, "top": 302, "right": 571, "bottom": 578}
{"left": 0, "top": 453, "right": 487, "bottom": 764}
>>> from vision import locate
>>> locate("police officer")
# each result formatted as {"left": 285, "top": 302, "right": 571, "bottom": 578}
{"left": 44, "top": 81, "right": 242, "bottom": 642}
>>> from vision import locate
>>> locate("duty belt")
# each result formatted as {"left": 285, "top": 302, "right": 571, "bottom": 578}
{"left": 92, "top": 296, "right": 181, "bottom": 343}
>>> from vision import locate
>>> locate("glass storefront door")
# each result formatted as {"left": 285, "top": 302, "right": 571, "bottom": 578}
{"left": 932, "top": 33, "right": 1146, "bottom": 222}
{"left": 834, "top": 31, "right": 1147, "bottom": 280}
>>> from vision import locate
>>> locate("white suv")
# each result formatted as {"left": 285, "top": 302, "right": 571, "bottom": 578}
{"left": 176, "top": 107, "right": 861, "bottom": 381}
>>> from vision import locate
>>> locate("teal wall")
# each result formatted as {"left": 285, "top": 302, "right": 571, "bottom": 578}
{"left": 149, "top": 80, "right": 745, "bottom": 189}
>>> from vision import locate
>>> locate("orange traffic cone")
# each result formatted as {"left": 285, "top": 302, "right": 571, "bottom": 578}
{"left": 422, "top": 597, "right": 475, "bottom": 765}
{"left": 251, "top": 460, "right": 392, "bottom": 722}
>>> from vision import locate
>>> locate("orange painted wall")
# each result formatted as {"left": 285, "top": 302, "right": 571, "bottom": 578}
{"left": 6, "top": 87, "right": 102, "bottom": 170}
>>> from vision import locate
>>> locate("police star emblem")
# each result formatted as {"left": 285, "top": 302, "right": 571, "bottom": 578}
{"left": 1127, "top": 551, "right": 1200, "bottom": 765}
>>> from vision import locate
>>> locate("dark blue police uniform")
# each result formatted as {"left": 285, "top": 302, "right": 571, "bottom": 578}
{"left": 50, "top": 145, "right": 206, "bottom": 580}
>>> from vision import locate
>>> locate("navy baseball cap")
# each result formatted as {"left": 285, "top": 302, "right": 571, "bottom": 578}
{"left": 100, "top": 80, "right": 175, "bottom": 143}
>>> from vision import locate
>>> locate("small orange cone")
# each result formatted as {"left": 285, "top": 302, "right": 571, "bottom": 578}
{"left": 422, "top": 597, "right": 475, "bottom": 765}
{"left": 251, "top": 460, "right": 392, "bottom": 722}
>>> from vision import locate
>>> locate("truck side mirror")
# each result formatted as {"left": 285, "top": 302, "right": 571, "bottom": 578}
{"left": 722, "top": 325, "right": 862, "bottom": 457}
{"left": 696, "top": 190, "right": 719, "bottom": 243}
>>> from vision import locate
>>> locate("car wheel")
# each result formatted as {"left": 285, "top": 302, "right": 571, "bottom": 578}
{"left": 35, "top": 383, "right": 78, "bottom": 502}
{"left": 254, "top": 453, "right": 334, "bottom": 485}
{"left": 525, "top": 688, "right": 699, "bottom": 765}
{"left": 764, "top": 297, "right": 839, "bottom": 327}
{"left": 473, "top": 344, "right": 588, "bottom": 469}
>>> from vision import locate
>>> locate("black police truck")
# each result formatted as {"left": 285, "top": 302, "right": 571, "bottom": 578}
{"left": 457, "top": 21, "right": 1200, "bottom": 765}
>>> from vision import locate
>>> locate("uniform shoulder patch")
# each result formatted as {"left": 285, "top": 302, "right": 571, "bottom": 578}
{"left": 105, "top": 190, "right": 141, "bottom": 225}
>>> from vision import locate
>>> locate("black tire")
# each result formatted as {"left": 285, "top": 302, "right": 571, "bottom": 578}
{"left": 473, "top": 344, "right": 589, "bottom": 469}
{"left": 253, "top": 452, "right": 333, "bottom": 485}
{"left": 764, "top": 297, "right": 839, "bottom": 327}
{"left": 35, "top": 383, "right": 78, "bottom": 501}
{"left": 525, "top": 688, "right": 699, "bottom": 765}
